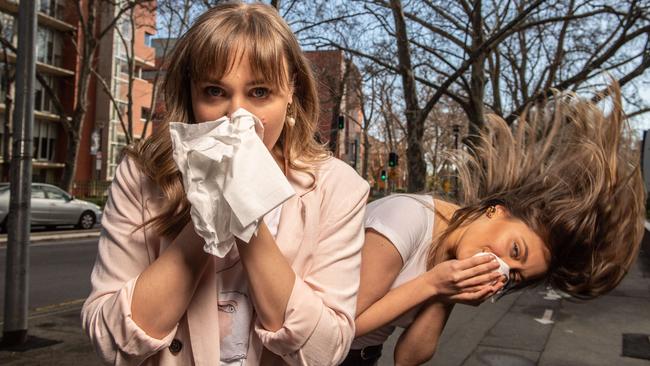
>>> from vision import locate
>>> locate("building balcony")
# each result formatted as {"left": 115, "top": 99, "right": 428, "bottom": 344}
{"left": 0, "top": 104, "right": 69, "bottom": 123}
{"left": 0, "top": 49, "right": 75, "bottom": 77}
{"left": 0, "top": 0, "right": 76, "bottom": 32}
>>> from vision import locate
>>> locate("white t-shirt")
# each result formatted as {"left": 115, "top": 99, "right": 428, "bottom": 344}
{"left": 218, "top": 204, "right": 283, "bottom": 365}
{"left": 352, "top": 194, "right": 435, "bottom": 349}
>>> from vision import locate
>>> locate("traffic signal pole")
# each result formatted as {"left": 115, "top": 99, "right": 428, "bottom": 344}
{"left": 2, "top": 0, "right": 36, "bottom": 347}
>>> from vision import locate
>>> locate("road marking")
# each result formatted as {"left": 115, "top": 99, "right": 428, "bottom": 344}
{"left": 535, "top": 309, "right": 554, "bottom": 325}
{"left": 33, "top": 298, "right": 85, "bottom": 313}
{"left": 0, "top": 298, "right": 86, "bottom": 326}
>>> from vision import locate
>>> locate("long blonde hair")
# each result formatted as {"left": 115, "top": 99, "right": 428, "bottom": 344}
{"left": 428, "top": 83, "right": 645, "bottom": 299}
{"left": 125, "top": 2, "right": 329, "bottom": 239}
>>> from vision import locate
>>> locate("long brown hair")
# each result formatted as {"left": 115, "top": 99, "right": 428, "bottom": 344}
{"left": 428, "top": 83, "right": 645, "bottom": 299}
{"left": 125, "top": 2, "right": 329, "bottom": 239}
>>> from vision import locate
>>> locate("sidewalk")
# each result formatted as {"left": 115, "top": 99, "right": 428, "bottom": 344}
{"left": 0, "top": 302, "right": 101, "bottom": 365}
{"left": 0, "top": 228, "right": 101, "bottom": 246}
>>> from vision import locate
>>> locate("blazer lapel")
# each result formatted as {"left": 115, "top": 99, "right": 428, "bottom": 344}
{"left": 274, "top": 165, "right": 316, "bottom": 265}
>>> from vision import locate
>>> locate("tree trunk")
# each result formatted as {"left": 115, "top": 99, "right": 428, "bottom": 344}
{"left": 389, "top": 0, "right": 426, "bottom": 192}
{"left": 361, "top": 126, "right": 370, "bottom": 180}
{"left": 468, "top": 0, "right": 486, "bottom": 139}
{"left": 61, "top": 4, "right": 96, "bottom": 192}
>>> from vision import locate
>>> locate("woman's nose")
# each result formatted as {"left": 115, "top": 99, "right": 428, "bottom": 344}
{"left": 226, "top": 96, "right": 248, "bottom": 117}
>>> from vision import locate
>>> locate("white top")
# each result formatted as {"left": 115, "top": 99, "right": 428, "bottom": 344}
{"left": 219, "top": 204, "right": 284, "bottom": 365}
{"left": 352, "top": 194, "right": 435, "bottom": 349}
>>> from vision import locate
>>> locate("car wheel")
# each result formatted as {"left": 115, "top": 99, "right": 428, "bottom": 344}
{"left": 77, "top": 211, "right": 96, "bottom": 230}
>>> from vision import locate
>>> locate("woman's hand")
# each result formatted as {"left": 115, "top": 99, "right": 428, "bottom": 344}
{"left": 424, "top": 255, "right": 505, "bottom": 306}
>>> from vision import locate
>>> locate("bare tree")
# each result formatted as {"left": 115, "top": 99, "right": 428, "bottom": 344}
{"left": 304, "top": 0, "right": 650, "bottom": 191}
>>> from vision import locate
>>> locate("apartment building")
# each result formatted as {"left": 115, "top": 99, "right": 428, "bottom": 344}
{"left": 0, "top": 0, "right": 155, "bottom": 195}
{"left": 304, "top": 49, "right": 364, "bottom": 173}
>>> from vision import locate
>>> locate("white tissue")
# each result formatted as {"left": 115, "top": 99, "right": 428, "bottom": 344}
{"left": 472, "top": 252, "right": 510, "bottom": 302}
{"left": 169, "top": 108, "right": 295, "bottom": 257}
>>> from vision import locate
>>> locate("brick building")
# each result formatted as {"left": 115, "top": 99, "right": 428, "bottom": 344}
{"left": 304, "top": 50, "right": 364, "bottom": 173}
{"left": 0, "top": 0, "right": 156, "bottom": 195}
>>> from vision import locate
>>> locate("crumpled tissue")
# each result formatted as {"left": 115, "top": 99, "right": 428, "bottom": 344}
{"left": 169, "top": 108, "right": 295, "bottom": 257}
{"left": 472, "top": 252, "right": 510, "bottom": 302}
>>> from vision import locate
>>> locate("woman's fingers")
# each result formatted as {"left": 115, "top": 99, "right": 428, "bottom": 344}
{"left": 456, "top": 271, "right": 502, "bottom": 289}
{"left": 449, "top": 285, "right": 493, "bottom": 302}
{"left": 452, "top": 260, "right": 500, "bottom": 284}
{"left": 454, "top": 254, "right": 495, "bottom": 270}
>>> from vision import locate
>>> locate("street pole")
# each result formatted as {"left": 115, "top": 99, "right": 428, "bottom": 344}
{"left": 2, "top": 0, "right": 37, "bottom": 347}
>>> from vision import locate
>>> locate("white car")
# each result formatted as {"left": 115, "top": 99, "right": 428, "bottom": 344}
{"left": 0, "top": 183, "right": 103, "bottom": 231}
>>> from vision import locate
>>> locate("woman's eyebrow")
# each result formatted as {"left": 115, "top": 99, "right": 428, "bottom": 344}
{"left": 521, "top": 237, "right": 529, "bottom": 264}
{"left": 246, "top": 79, "right": 269, "bottom": 86}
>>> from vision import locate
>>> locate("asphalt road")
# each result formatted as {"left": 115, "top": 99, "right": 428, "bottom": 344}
{"left": 0, "top": 237, "right": 98, "bottom": 318}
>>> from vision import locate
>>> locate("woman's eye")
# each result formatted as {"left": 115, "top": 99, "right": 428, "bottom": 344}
{"left": 250, "top": 87, "right": 270, "bottom": 98}
{"left": 218, "top": 304, "right": 236, "bottom": 313}
{"left": 512, "top": 242, "right": 520, "bottom": 259}
{"left": 205, "top": 86, "right": 224, "bottom": 97}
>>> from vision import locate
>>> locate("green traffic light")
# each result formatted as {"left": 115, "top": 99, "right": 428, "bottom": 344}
{"left": 380, "top": 170, "right": 387, "bottom": 181}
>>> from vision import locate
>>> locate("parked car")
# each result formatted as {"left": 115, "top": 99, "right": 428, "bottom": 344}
{"left": 0, "top": 183, "right": 103, "bottom": 231}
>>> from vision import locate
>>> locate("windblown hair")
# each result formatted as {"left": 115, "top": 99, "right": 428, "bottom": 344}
{"left": 124, "top": 2, "right": 329, "bottom": 239}
{"left": 428, "top": 83, "right": 645, "bottom": 299}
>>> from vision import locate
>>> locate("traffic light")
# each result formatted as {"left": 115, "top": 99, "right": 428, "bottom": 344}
{"left": 388, "top": 152, "right": 398, "bottom": 167}
{"left": 380, "top": 170, "right": 387, "bottom": 181}
{"left": 337, "top": 115, "right": 345, "bottom": 129}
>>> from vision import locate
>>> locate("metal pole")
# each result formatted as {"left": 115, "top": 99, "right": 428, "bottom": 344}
{"left": 2, "top": 0, "right": 37, "bottom": 346}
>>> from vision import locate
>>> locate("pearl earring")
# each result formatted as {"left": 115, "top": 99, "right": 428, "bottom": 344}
{"left": 486, "top": 206, "right": 497, "bottom": 218}
{"left": 286, "top": 103, "right": 296, "bottom": 127}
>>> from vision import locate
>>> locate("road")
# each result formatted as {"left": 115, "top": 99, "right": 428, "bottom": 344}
{"left": 0, "top": 237, "right": 98, "bottom": 318}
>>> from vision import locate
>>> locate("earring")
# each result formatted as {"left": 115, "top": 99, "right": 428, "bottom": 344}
{"left": 286, "top": 103, "right": 296, "bottom": 127}
{"left": 486, "top": 206, "right": 496, "bottom": 219}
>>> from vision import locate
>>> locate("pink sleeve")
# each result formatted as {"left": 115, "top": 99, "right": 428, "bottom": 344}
{"left": 81, "top": 157, "right": 178, "bottom": 365}
{"left": 255, "top": 170, "right": 370, "bottom": 365}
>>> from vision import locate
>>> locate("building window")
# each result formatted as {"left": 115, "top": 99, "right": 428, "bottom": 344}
{"left": 115, "top": 58, "right": 129, "bottom": 79}
{"left": 144, "top": 31, "right": 154, "bottom": 47}
{"left": 33, "top": 119, "right": 58, "bottom": 161}
{"left": 0, "top": 12, "right": 16, "bottom": 45}
{"left": 34, "top": 75, "right": 58, "bottom": 114}
{"left": 112, "top": 78, "right": 129, "bottom": 102}
{"left": 141, "top": 107, "right": 150, "bottom": 121}
{"left": 107, "top": 121, "right": 127, "bottom": 179}
{"left": 36, "top": 25, "right": 63, "bottom": 67}
{"left": 0, "top": 62, "right": 10, "bottom": 101}
{"left": 39, "top": 0, "right": 64, "bottom": 18}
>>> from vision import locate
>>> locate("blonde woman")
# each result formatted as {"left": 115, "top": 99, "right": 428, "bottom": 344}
{"left": 81, "top": 3, "right": 370, "bottom": 365}
{"left": 342, "top": 84, "right": 645, "bottom": 365}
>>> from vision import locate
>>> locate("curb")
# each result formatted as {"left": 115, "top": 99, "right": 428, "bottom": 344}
{"left": 0, "top": 229, "right": 101, "bottom": 246}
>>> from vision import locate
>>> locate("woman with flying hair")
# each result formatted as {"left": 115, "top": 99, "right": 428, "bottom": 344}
{"left": 341, "top": 83, "right": 645, "bottom": 365}
{"left": 81, "top": 2, "right": 374, "bottom": 365}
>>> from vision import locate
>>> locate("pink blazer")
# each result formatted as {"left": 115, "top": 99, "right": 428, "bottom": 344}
{"left": 81, "top": 156, "right": 369, "bottom": 365}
